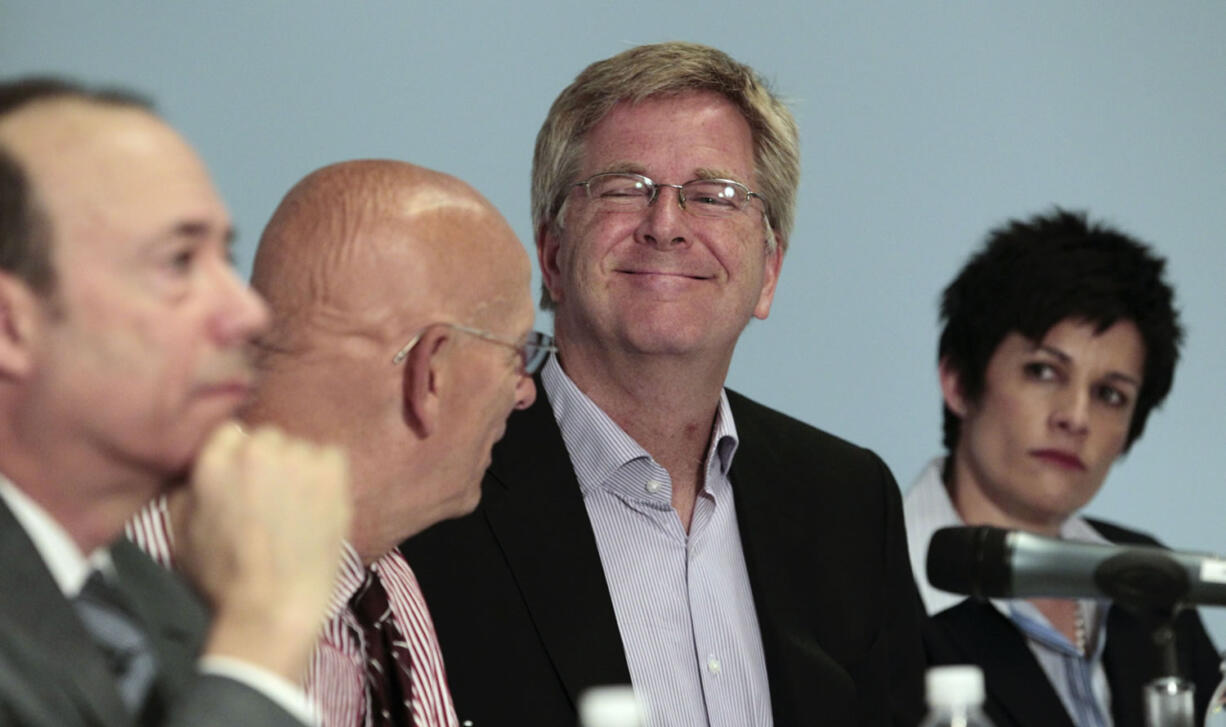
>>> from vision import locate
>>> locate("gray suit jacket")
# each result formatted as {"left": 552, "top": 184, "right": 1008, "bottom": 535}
{"left": 0, "top": 499, "right": 304, "bottom": 727}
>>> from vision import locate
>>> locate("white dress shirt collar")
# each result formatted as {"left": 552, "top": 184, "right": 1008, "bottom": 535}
{"left": 0, "top": 471, "right": 114, "bottom": 597}
{"left": 540, "top": 354, "right": 739, "bottom": 499}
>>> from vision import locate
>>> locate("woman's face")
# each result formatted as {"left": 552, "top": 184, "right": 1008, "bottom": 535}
{"left": 943, "top": 318, "right": 1146, "bottom": 534}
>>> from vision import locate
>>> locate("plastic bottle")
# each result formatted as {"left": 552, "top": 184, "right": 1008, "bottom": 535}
{"left": 578, "top": 685, "right": 642, "bottom": 727}
{"left": 918, "top": 665, "right": 997, "bottom": 727}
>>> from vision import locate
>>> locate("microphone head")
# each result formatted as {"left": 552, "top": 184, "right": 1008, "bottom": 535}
{"left": 1095, "top": 550, "right": 1190, "bottom": 610}
{"left": 927, "top": 526, "right": 1013, "bottom": 598}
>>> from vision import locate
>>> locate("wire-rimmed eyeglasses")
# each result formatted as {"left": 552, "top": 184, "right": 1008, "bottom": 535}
{"left": 573, "top": 172, "right": 766, "bottom": 218}
{"left": 392, "top": 323, "right": 556, "bottom": 376}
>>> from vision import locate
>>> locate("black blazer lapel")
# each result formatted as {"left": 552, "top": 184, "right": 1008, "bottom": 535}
{"left": 0, "top": 500, "right": 130, "bottom": 727}
{"left": 927, "top": 599, "right": 1076, "bottom": 727}
{"left": 479, "top": 385, "right": 631, "bottom": 704}
{"left": 727, "top": 407, "right": 856, "bottom": 725}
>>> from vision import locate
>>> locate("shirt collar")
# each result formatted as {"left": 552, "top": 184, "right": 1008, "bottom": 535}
{"left": 905, "top": 458, "right": 969, "bottom": 615}
{"left": 324, "top": 540, "right": 368, "bottom": 621}
{"left": 540, "top": 354, "right": 740, "bottom": 497}
{"left": 0, "top": 472, "right": 114, "bottom": 597}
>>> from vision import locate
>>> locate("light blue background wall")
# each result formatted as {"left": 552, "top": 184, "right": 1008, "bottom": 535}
{"left": 5, "top": 2, "right": 1224, "bottom": 645}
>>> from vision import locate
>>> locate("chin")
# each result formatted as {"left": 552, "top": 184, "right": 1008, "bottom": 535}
{"left": 449, "top": 481, "right": 484, "bottom": 518}
{"left": 619, "top": 326, "right": 711, "bottom": 356}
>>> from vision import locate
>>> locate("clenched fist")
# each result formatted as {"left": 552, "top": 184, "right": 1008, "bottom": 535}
{"left": 175, "top": 422, "right": 351, "bottom": 681}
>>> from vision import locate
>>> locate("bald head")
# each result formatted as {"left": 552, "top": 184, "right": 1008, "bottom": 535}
{"left": 251, "top": 160, "right": 529, "bottom": 361}
{"left": 245, "top": 160, "right": 536, "bottom": 559}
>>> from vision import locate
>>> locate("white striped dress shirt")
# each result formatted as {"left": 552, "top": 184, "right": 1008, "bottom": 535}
{"left": 542, "top": 356, "right": 773, "bottom": 727}
{"left": 127, "top": 498, "right": 459, "bottom": 727}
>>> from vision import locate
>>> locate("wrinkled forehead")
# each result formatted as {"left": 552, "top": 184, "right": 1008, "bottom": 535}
{"left": 0, "top": 99, "right": 227, "bottom": 258}
{"left": 310, "top": 190, "right": 530, "bottom": 334}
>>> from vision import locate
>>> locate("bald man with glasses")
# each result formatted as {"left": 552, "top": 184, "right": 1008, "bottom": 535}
{"left": 131, "top": 159, "right": 544, "bottom": 727}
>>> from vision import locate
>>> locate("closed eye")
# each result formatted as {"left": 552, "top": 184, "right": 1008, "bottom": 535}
{"left": 600, "top": 189, "right": 647, "bottom": 198}
{"left": 689, "top": 195, "right": 737, "bottom": 208}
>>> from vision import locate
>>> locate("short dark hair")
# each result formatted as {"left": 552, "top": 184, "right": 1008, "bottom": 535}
{"left": 0, "top": 77, "right": 153, "bottom": 293}
{"left": 938, "top": 208, "right": 1183, "bottom": 455}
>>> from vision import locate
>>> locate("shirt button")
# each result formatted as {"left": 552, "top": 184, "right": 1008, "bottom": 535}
{"left": 707, "top": 655, "right": 721, "bottom": 675}
{"left": 645, "top": 479, "right": 663, "bottom": 494}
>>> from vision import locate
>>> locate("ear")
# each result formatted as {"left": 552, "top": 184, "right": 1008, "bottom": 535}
{"left": 752, "top": 236, "right": 784, "bottom": 320}
{"left": 0, "top": 272, "right": 42, "bottom": 380}
{"left": 938, "top": 356, "right": 970, "bottom": 418}
{"left": 537, "top": 222, "right": 564, "bottom": 306}
{"left": 400, "top": 326, "right": 451, "bottom": 439}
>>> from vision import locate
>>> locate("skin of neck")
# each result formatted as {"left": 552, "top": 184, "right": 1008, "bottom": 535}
{"left": 551, "top": 317, "right": 737, "bottom": 531}
{"left": 944, "top": 447, "right": 1065, "bottom": 537}
{"left": 241, "top": 354, "right": 429, "bottom": 567}
{"left": 0, "top": 394, "right": 167, "bottom": 555}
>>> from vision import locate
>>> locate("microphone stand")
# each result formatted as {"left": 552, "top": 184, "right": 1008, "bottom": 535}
{"left": 1120, "top": 604, "right": 1195, "bottom": 727}
{"left": 1098, "top": 551, "right": 1196, "bottom": 727}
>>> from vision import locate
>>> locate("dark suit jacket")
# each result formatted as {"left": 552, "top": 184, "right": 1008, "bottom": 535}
{"left": 0, "top": 498, "right": 304, "bottom": 727}
{"left": 923, "top": 519, "right": 1222, "bottom": 727}
{"left": 403, "top": 385, "right": 927, "bottom": 726}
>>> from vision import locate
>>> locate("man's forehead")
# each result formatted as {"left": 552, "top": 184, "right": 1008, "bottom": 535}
{"left": 579, "top": 92, "right": 756, "bottom": 177}
{"left": 2, "top": 98, "right": 227, "bottom": 244}
{"left": 0, "top": 97, "right": 153, "bottom": 164}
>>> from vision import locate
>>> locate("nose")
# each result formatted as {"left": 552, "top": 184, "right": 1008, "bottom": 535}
{"left": 1050, "top": 386, "right": 1090, "bottom": 436}
{"left": 210, "top": 261, "right": 271, "bottom": 345}
{"left": 513, "top": 374, "right": 536, "bottom": 411}
{"left": 635, "top": 185, "right": 690, "bottom": 249}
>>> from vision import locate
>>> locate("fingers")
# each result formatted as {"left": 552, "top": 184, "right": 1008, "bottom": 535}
{"left": 179, "top": 420, "right": 352, "bottom": 681}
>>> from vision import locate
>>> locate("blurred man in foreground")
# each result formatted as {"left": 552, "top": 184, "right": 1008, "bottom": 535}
{"left": 0, "top": 78, "right": 350, "bottom": 726}
{"left": 131, "top": 159, "right": 544, "bottom": 726}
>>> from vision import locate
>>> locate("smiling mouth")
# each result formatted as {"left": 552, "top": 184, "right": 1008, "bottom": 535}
{"left": 616, "top": 269, "right": 713, "bottom": 280}
{"left": 1030, "top": 449, "right": 1087, "bottom": 471}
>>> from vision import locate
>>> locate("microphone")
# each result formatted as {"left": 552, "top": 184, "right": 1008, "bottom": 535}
{"left": 926, "top": 526, "right": 1226, "bottom": 609}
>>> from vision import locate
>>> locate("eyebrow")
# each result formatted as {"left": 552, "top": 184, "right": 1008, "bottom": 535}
{"left": 597, "top": 161, "right": 649, "bottom": 176}
{"left": 137, "top": 221, "right": 238, "bottom": 263}
{"left": 694, "top": 167, "right": 744, "bottom": 182}
{"left": 1035, "top": 344, "right": 1142, "bottom": 388}
{"left": 172, "top": 220, "right": 236, "bottom": 243}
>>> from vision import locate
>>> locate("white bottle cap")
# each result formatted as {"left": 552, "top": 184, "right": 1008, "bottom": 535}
{"left": 578, "top": 685, "right": 642, "bottom": 727}
{"left": 926, "top": 665, "right": 986, "bottom": 707}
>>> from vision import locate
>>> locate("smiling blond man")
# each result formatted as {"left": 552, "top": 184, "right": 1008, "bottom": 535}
{"left": 404, "top": 42, "right": 927, "bottom": 727}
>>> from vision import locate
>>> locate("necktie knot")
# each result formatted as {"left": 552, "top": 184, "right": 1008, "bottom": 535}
{"left": 351, "top": 571, "right": 394, "bottom": 630}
